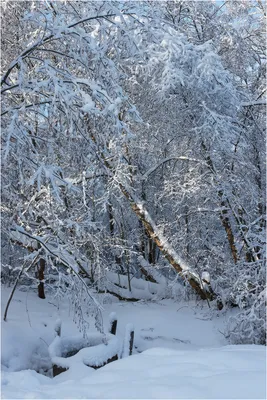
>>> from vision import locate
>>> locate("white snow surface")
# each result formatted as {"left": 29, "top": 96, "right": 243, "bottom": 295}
{"left": 1, "top": 287, "right": 266, "bottom": 399}
{"left": 105, "top": 271, "right": 166, "bottom": 300}
{"left": 49, "top": 332, "right": 119, "bottom": 368}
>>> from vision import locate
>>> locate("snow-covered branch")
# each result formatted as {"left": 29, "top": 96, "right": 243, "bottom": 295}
{"left": 242, "top": 100, "right": 266, "bottom": 107}
{"left": 141, "top": 157, "right": 206, "bottom": 181}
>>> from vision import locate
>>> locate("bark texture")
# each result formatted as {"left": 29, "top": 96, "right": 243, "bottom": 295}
{"left": 38, "top": 258, "right": 46, "bottom": 299}
{"left": 120, "top": 185, "right": 215, "bottom": 301}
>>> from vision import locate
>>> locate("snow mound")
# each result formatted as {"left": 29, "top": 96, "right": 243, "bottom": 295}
{"left": 1, "top": 319, "right": 53, "bottom": 373}
{"left": 49, "top": 333, "right": 120, "bottom": 369}
{"left": 2, "top": 345, "right": 266, "bottom": 399}
{"left": 106, "top": 271, "right": 167, "bottom": 300}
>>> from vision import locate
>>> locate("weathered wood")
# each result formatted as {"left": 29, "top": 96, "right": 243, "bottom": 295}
{"left": 97, "top": 288, "right": 141, "bottom": 302}
{"left": 52, "top": 354, "right": 118, "bottom": 376}
{"left": 122, "top": 324, "right": 135, "bottom": 358}
{"left": 129, "top": 330, "right": 134, "bottom": 356}
{"left": 89, "top": 354, "right": 118, "bottom": 370}
{"left": 53, "top": 365, "right": 67, "bottom": 377}
{"left": 109, "top": 319, "right": 117, "bottom": 335}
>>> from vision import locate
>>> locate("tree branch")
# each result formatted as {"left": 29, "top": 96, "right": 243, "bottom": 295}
{"left": 141, "top": 156, "right": 206, "bottom": 181}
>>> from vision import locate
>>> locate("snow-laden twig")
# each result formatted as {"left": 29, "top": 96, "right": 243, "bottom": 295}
{"left": 10, "top": 226, "right": 104, "bottom": 326}
{"left": 141, "top": 156, "right": 207, "bottom": 181}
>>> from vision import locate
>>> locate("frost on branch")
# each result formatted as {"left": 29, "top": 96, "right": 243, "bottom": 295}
{"left": 1, "top": 0, "right": 265, "bottom": 346}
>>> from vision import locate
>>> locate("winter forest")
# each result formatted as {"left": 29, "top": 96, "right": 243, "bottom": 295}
{"left": 1, "top": 0, "right": 266, "bottom": 399}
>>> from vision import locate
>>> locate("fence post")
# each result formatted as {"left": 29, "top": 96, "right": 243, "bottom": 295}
{"left": 109, "top": 312, "right": 118, "bottom": 335}
{"left": 122, "top": 323, "right": 134, "bottom": 357}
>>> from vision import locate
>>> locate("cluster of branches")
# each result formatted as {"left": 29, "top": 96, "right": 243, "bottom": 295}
{"left": 1, "top": 0, "right": 266, "bottom": 343}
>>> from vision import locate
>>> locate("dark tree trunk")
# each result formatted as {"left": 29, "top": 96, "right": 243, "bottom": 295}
{"left": 219, "top": 202, "right": 239, "bottom": 264}
{"left": 139, "top": 220, "right": 146, "bottom": 258}
{"left": 108, "top": 201, "right": 123, "bottom": 267}
{"left": 38, "top": 258, "right": 45, "bottom": 299}
{"left": 148, "top": 237, "right": 157, "bottom": 264}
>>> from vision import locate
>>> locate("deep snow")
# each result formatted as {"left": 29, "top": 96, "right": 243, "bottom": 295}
{"left": 1, "top": 287, "right": 266, "bottom": 399}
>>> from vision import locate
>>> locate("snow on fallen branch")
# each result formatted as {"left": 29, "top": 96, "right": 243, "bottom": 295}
{"left": 49, "top": 332, "right": 120, "bottom": 372}
{"left": 107, "top": 271, "right": 164, "bottom": 294}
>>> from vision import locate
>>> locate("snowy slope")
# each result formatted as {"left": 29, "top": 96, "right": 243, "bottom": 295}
{"left": 2, "top": 345, "right": 266, "bottom": 399}
{"left": 1, "top": 287, "right": 266, "bottom": 399}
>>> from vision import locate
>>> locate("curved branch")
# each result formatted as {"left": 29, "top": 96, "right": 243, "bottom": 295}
{"left": 10, "top": 227, "right": 104, "bottom": 313}
{"left": 141, "top": 156, "right": 206, "bottom": 181}
{"left": 1, "top": 12, "right": 134, "bottom": 86}
{"left": 1, "top": 101, "right": 52, "bottom": 117}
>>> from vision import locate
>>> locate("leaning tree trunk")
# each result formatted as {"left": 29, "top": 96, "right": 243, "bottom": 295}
{"left": 125, "top": 190, "right": 215, "bottom": 301}
{"left": 90, "top": 131, "right": 216, "bottom": 302}
{"left": 117, "top": 178, "right": 216, "bottom": 300}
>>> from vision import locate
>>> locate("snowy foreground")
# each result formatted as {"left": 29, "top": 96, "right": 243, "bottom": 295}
{"left": 1, "top": 288, "right": 266, "bottom": 399}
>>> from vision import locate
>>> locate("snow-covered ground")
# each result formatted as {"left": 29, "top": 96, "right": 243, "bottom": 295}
{"left": 1, "top": 287, "right": 266, "bottom": 399}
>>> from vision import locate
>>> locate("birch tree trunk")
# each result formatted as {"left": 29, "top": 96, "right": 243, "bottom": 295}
{"left": 89, "top": 131, "right": 216, "bottom": 302}
{"left": 119, "top": 184, "right": 215, "bottom": 301}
